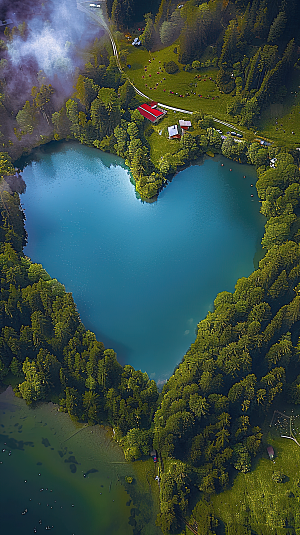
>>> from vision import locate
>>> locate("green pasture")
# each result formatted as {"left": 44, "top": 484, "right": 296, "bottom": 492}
{"left": 120, "top": 42, "right": 233, "bottom": 121}
{"left": 259, "top": 100, "right": 300, "bottom": 150}
{"left": 182, "top": 407, "right": 300, "bottom": 535}
{"left": 212, "top": 444, "right": 300, "bottom": 534}
{"left": 254, "top": 68, "right": 300, "bottom": 149}
{"left": 144, "top": 110, "right": 198, "bottom": 166}
{"left": 114, "top": 35, "right": 300, "bottom": 150}
{"left": 118, "top": 40, "right": 300, "bottom": 149}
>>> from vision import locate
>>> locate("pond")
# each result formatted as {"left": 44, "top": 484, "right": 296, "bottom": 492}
{"left": 20, "top": 141, "right": 265, "bottom": 384}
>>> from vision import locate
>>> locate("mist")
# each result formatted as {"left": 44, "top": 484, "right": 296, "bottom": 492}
{"left": 2, "top": 0, "right": 104, "bottom": 102}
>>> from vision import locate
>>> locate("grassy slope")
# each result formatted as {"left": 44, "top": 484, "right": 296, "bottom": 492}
{"left": 258, "top": 68, "right": 300, "bottom": 149}
{"left": 120, "top": 41, "right": 249, "bottom": 166}
{"left": 144, "top": 111, "right": 196, "bottom": 166}
{"left": 122, "top": 41, "right": 233, "bottom": 120}
{"left": 212, "top": 412, "right": 300, "bottom": 534}
{"left": 119, "top": 38, "right": 300, "bottom": 150}
{"left": 178, "top": 406, "right": 300, "bottom": 535}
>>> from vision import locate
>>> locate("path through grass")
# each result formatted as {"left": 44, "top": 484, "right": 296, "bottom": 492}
{"left": 118, "top": 38, "right": 300, "bottom": 149}
{"left": 121, "top": 42, "right": 233, "bottom": 121}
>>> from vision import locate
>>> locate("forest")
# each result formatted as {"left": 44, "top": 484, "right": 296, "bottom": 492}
{"left": 1, "top": 0, "right": 300, "bottom": 534}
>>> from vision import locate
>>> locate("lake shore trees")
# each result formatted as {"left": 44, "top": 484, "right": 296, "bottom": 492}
{"left": 2, "top": 0, "right": 300, "bottom": 531}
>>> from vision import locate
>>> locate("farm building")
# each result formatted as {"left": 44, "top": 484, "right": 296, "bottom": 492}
{"left": 137, "top": 102, "right": 166, "bottom": 123}
{"left": 168, "top": 125, "right": 181, "bottom": 139}
{"left": 179, "top": 119, "right": 191, "bottom": 131}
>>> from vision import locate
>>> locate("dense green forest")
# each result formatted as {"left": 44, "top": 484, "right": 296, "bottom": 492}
{"left": 2, "top": 0, "right": 300, "bottom": 533}
{"left": 3, "top": 143, "right": 300, "bottom": 533}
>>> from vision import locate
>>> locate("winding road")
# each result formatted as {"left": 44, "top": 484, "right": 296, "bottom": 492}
{"left": 77, "top": 1, "right": 242, "bottom": 131}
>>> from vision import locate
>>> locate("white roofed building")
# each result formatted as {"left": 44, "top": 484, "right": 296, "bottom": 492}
{"left": 168, "top": 125, "right": 181, "bottom": 139}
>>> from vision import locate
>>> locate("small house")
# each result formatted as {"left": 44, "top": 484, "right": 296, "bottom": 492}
{"left": 179, "top": 119, "right": 191, "bottom": 131}
{"left": 137, "top": 103, "right": 166, "bottom": 123}
{"left": 168, "top": 124, "right": 181, "bottom": 139}
{"left": 267, "top": 446, "right": 274, "bottom": 460}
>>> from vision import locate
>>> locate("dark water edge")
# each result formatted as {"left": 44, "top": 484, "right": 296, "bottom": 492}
{"left": 0, "top": 386, "right": 162, "bottom": 535}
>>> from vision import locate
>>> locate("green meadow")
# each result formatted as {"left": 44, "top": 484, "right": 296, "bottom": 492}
{"left": 115, "top": 37, "right": 300, "bottom": 150}
{"left": 179, "top": 407, "right": 300, "bottom": 535}
{"left": 258, "top": 67, "right": 300, "bottom": 149}
{"left": 120, "top": 41, "right": 233, "bottom": 120}
{"left": 143, "top": 111, "right": 194, "bottom": 166}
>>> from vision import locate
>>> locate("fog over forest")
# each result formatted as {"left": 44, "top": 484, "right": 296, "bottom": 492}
{"left": 0, "top": 0, "right": 102, "bottom": 105}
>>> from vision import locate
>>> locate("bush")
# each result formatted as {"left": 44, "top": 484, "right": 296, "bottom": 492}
{"left": 199, "top": 115, "right": 214, "bottom": 129}
{"left": 164, "top": 60, "right": 179, "bottom": 74}
{"left": 124, "top": 446, "right": 141, "bottom": 461}
{"left": 184, "top": 64, "right": 192, "bottom": 72}
{"left": 272, "top": 471, "right": 285, "bottom": 483}
{"left": 192, "top": 60, "right": 201, "bottom": 70}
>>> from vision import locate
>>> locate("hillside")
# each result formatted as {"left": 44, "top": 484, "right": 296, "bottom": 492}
{"left": 1, "top": 1, "right": 300, "bottom": 534}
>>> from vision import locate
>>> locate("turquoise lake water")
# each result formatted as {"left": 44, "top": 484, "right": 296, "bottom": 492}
{"left": 20, "top": 141, "right": 265, "bottom": 384}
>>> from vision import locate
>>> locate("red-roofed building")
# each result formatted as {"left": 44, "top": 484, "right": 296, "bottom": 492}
{"left": 179, "top": 119, "right": 191, "bottom": 131}
{"left": 137, "top": 103, "right": 166, "bottom": 123}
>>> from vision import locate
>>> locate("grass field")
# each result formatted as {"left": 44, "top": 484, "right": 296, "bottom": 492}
{"left": 178, "top": 406, "right": 300, "bottom": 535}
{"left": 258, "top": 68, "right": 300, "bottom": 149}
{"left": 114, "top": 36, "right": 300, "bottom": 150}
{"left": 119, "top": 40, "right": 235, "bottom": 122}
{"left": 144, "top": 109, "right": 198, "bottom": 166}
{"left": 116, "top": 40, "right": 250, "bottom": 164}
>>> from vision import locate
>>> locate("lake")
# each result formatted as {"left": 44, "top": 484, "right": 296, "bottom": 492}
{"left": 4, "top": 141, "right": 266, "bottom": 534}
{"left": 0, "top": 386, "right": 161, "bottom": 535}
{"left": 20, "top": 141, "right": 265, "bottom": 384}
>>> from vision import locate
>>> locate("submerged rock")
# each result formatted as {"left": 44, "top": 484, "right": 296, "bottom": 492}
{"left": 69, "top": 463, "right": 77, "bottom": 473}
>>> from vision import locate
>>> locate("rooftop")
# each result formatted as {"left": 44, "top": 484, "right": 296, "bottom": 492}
{"left": 137, "top": 103, "right": 165, "bottom": 123}
{"left": 168, "top": 125, "right": 180, "bottom": 138}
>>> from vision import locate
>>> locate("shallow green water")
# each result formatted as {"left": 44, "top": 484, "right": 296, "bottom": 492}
{"left": 0, "top": 387, "right": 161, "bottom": 535}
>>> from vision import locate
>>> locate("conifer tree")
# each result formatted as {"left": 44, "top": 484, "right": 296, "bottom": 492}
{"left": 267, "top": 10, "right": 287, "bottom": 44}
{"left": 140, "top": 13, "right": 155, "bottom": 51}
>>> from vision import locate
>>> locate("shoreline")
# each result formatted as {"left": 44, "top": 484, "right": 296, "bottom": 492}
{"left": 0, "top": 384, "right": 163, "bottom": 534}
{"left": 18, "top": 141, "right": 263, "bottom": 385}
